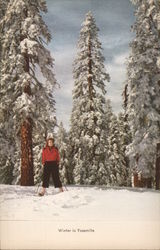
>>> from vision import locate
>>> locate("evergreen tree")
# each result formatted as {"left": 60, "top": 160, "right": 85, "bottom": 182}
{"left": 108, "top": 114, "right": 128, "bottom": 186}
{"left": 104, "top": 99, "right": 113, "bottom": 135}
{"left": 99, "top": 99, "right": 113, "bottom": 186}
{"left": 56, "top": 122, "right": 70, "bottom": 185}
{"left": 0, "top": 0, "right": 58, "bottom": 185}
{"left": 0, "top": 0, "right": 10, "bottom": 63}
{"left": 122, "top": 82, "right": 133, "bottom": 186}
{"left": 32, "top": 134, "right": 46, "bottom": 186}
{"left": 70, "top": 11, "right": 110, "bottom": 185}
{"left": 0, "top": 0, "right": 16, "bottom": 184}
{"left": 0, "top": 157, "right": 14, "bottom": 184}
{"left": 126, "top": 0, "right": 160, "bottom": 183}
{"left": 118, "top": 112, "right": 132, "bottom": 186}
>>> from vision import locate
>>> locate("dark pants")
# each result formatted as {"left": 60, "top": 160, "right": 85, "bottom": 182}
{"left": 42, "top": 161, "right": 62, "bottom": 188}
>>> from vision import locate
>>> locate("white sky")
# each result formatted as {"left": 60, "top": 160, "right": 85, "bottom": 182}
{"left": 43, "top": 0, "right": 135, "bottom": 131}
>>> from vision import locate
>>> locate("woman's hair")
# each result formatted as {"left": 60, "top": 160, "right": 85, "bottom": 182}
{"left": 45, "top": 138, "right": 54, "bottom": 147}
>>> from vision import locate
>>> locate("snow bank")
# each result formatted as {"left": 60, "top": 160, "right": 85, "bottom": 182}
{"left": 0, "top": 184, "right": 160, "bottom": 249}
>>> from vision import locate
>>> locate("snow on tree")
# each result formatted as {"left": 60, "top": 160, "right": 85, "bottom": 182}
{"left": 126, "top": 0, "right": 160, "bottom": 184}
{"left": 0, "top": 157, "right": 14, "bottom": 184}
{"left": 0, "top": 0, "right": 58, "bottom": 185}
{"left": 56, "top": 122, "right": 71, "bottom": 185}
{"left": 32, "top": 132, "right": 47, "bottom": 186}
{"left": 104, "top": 99, "right": 113, "bottom": 136}
{"left": 0, "top": 0, "right": 10, "bottom": 61}
{"left": 99, "top": 99, "right": 113, "bottom": 186}
{"left": 122, "top": 65, "right": 133, "bottom": 186}
{"left": 69, "top": 11, "right": 110, "bottom": 185}
{"left": 117, "top": 111, "right": 132, "bottom": 186}
{"left": 0, "top": 0, "right": 16, "bottom": 184}
{"left": 107, "top": 114, "right": 128, "bottom": 186}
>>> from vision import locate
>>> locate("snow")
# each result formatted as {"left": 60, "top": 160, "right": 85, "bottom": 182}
{"left": 157, "top": 57, "right": 160, "bottom": 68}
{"left": 0, "top": 184, "right": 160, "bottom": 249}
{"left": 20, "top": 38, "right": 38, "bottom": 55}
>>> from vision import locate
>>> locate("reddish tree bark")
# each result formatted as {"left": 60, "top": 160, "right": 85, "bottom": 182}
{"left": 133, "top": 173, "right": 152, "bottom": 188}
{"left": 20, "top": 117, "right": 34, "bottom": 186}
{"left": 133, "top": 154, "right": 152, "bottom": 188}
{"left": 20, "top": 48, "right": 34, "bottom": 185}
{"left": 133, "top": 173, "right": 139, "bottom": 187}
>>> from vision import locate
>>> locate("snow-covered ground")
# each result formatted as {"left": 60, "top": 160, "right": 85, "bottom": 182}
{"left": 0, "top": 184, "right": 160, "bottom": 249}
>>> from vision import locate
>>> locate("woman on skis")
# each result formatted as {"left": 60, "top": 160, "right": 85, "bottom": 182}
{"left": 39, "top": 134, "right": 64, "bottom": 196}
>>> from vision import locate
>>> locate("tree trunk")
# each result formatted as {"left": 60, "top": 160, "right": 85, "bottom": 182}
{"left": 141, "top": 177, "right": 152, "bottom": 188}
{"left": 132, "top": 173, "right": 139, "bottom": 187}
{"left": 123, "top": 83, "right": 128, "bottom": 111}
{"left": 133, "top": 173, "right": 152, "bottom": 188}
{"left": 20, "top": 48, "right": 34, "bottom": 185}
{"left": 20, "top": 117, "right": 34, "bottom": 186}
{"left": 155, "top": 143, "right": 160, "bottom": 190}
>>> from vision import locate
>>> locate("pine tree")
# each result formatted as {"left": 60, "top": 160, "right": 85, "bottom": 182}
{"left": 126, "top": 0, "right": 160, "bottom": 186}
{"left": 56, "top": 122, "right": 71, "bottom": 185}
{"left": 0, "top": 0, "right": 58, "bottom": 185}
{"left": 104, "top": 99, "right": 113, "bottom": 135}
{"left": 70, "top": 11, "right": 110, "bottom": 185}
{"left": 122, "top": 81, "right": 133, "bottom": 187}
{"left": 32, "top": 133, "right": 46, "bottom": 186}
{"left": 0, "top": 157, "right": 14, "bottom": 184}
{"left": 107, "top": 114, "right": 128, "bottom": 186}
{"left": 118, "top": 112, "right": 132, "bottom": 186}
{"left": 0, "top": 0, "right": 16, "bottom": 184}
{"left": 99, "top": 99, "right": 113, "bottom": 186}
{"left": 0, "top": 0, "right": 10, "bottom": 63}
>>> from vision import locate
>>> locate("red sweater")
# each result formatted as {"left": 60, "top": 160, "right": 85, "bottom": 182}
{"left": 42, "top": 146, "right": 60, "bottom": 165}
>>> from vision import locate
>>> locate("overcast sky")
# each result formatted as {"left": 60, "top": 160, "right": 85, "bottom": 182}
{"left": 43, "top": 0, "right": 135, "bottom": 131}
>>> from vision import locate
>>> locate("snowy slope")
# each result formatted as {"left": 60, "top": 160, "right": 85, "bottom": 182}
{"left": 0, "top": 184, "right": 160, "bottom": 249}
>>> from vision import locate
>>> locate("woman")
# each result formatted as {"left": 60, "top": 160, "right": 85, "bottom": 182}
{"left": 39, "top": 134, "right": 64, "bottom": 196}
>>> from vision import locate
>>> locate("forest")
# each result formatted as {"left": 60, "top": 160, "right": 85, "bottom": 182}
{"left": 0, "top": 0, "right": 160, "bottom": 190}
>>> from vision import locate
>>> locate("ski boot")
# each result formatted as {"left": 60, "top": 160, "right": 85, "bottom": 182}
{"left": 38, "top": 187, "right": 46, "bottom": 196}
